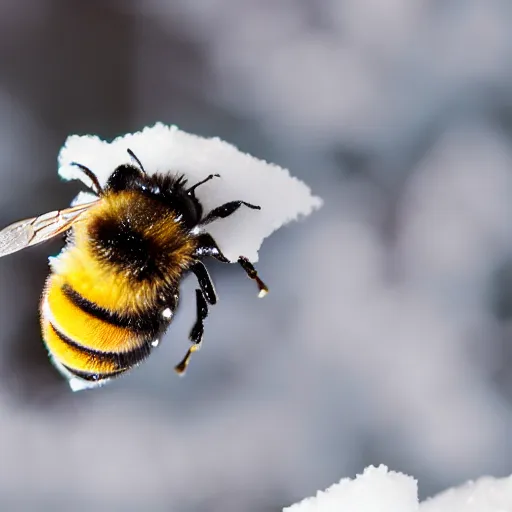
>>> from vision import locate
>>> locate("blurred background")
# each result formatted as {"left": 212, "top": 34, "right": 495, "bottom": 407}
{"left": 0, "top": 0, "right": 512, "bottom": 510}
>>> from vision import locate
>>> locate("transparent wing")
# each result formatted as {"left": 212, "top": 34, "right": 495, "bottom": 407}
{"left": 0, "top": 200, "right": 99, "bottom": 258}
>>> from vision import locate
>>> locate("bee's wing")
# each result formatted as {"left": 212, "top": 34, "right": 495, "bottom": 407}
{"left": 0, "top": 200, "right": 99, "bottom": 258}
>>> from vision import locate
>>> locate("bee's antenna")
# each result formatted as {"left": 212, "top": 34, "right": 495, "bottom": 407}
{"left": 187, "top": 174, "right": 220, "bottom": 195}
{"left": 127, "top": 148, "right": 146, "bottom": 175}
{"left": 70, "top": 162, "right": 103, "bottom": 196}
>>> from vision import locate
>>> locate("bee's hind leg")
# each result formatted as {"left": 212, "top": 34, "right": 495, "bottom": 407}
{"left": 189, "top": 261, "right": 217, "bottom": 305}
{"left": 174, "top": 289, "right": 209, "bottom": 375}
{"left": 175, "top": 261, "right": 216, "bottom": 374}
{"left": 188, "top": 288, "right": 208, "bottom": 345}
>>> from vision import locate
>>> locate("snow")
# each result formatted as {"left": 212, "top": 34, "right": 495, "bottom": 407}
{"left": 284, "top": 465, "right": 512, "bottom": 512}
{"left": 283, "top": 466, "right": 417, "bottom": 512}
{"left": 421, "top": 475, "right": 512, "bottom": 512}
{"left": 57, "top": 123, "right": 322, "bottom": 262}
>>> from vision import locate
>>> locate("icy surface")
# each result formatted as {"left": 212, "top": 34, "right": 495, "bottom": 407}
{"left": 285, "top": 466, "right": 512, "bottom": 512}
{"left": 58, "top": 123, "right": 322, "bottom": 262}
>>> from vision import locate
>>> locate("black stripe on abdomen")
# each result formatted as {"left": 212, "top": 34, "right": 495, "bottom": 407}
{"left": 50, "top": 320, "right": 152, "bottom": 374}
{"left": 61, "top": 283, "right": 165, "bottom": 336}
{"left": 61, "top": 365, "right": 126, "bottom": 383}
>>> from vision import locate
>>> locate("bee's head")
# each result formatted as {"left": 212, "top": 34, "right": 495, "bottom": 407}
{"left": 148, "top": 174, "right": 204, "bottom": 228}
{"left": 104, "top": 149, "right": 152, "bottom": 194}
{"left": 105, "top": 164, "right": 204, "bottom": 229}
{"left": 105, "top": 164, "right": 146, "bottom": 194}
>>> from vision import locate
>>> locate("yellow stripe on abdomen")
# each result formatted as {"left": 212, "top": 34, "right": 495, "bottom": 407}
{"left": 53, "top": 245, "right": 158, "bottom": 314}
{"left": 42, "top": 319, "right": 120, "bottom": 375}
{"left": 45, "top": 275, "right": 143, "bottom": 353}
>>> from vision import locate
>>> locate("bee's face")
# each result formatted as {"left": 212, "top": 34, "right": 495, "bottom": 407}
{"left": 106, "top": 165, "right": 203, "bottom": 229}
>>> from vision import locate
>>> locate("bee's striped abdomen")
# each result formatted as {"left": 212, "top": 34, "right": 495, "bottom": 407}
{"left": 38, "top": 191, "right": 193, "bottom": 389}
{"left": 41, "top": 274, "right": 163, "bottom": 384}
{"left": 42, "top": 320, "right": 127, "bottom": 380}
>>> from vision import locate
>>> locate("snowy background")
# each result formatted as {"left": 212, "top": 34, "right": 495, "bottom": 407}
{"left": 0, "top": 1, "right": 512, "bottom": 511}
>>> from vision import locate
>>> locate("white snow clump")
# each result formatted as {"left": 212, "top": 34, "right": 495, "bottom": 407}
{"left": 58, "top": 123, "right": 322, "bottom": 262}
{"left": 284, "top": 466, "right": 417, "bottom": 512}
{"left": 284, "top": 465, "right": 512, "bottom": 512}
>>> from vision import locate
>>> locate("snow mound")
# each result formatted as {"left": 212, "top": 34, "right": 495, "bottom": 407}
{"left": 284, "top": 465, "right": 512, "bottom": 512}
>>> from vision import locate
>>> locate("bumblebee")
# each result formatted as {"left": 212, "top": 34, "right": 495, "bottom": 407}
{"left": 0, "top": 149, "right": 268, "bottom": 390}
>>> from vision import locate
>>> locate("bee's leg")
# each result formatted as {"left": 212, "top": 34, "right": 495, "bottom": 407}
{"left": 194, "top": 233, "right": 269, "bottom": 297}
{"left": 237, "top": 256, "right": 268, "bottom": 298}
{"left": 174, "top": 341, "right": 200, "bottom": 376}
{"left": 175, "top": 261, "right": 216, "bottom": 374}
{"left": 187, "top": 174, "right": 220, "bottom": 196}
{"left": 189, "top": 261, "right": 217, "bottom": 305}
{"left": 199, "top": 200, "right": 261, "bottom": 226}
{"left": 188, "top": 288, "right": 208, "bottom": 345}
{"left": 175, "top": 289, "right": 208, "bottom": 375}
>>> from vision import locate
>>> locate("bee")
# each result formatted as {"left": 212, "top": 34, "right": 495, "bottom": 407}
{"left": 0, "top": 149, "right": 268, "bottom": 390}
